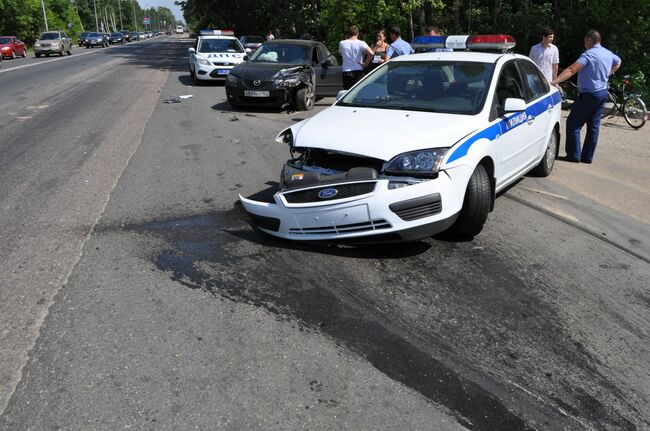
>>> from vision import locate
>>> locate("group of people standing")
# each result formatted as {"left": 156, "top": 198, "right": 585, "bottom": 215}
{"left": 529, "top": 28, "right": 621, "bottom": 164}
{"left": 338, "top": 25, "right": 414, "bottom": 90}
{"left": 338, "top": 24, "right": 623, "bottom": 165}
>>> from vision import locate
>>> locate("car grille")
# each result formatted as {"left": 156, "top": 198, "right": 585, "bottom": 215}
{"left": 289, "top": 219, "right": 391, "bottom": 235}
{"left": 282, "top": 182, "right": 376, "bottom": 204}
{"left": 242, "top": 79, "right": 274, "bottom": 90}
{"left": 389, "top": 194, "right": 442, "bottom": 221}
{"left": 213, "top": 62, "right": 235, "bottom": 66}
{"left": 41, "top": 43, "right": 51, "bottom": 47}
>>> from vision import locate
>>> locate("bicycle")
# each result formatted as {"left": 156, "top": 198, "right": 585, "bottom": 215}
{"left": 558, "top": 76, "right": 648, "bottom": 129}
{"left": 601, "top": 75, "right": 648, "bottom": 129}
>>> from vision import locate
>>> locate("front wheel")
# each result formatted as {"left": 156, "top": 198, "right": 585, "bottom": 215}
{"left": 35, "top": 53, "right": 41, "bottom": 58}
{"left": 601, "top": 92, "right": 617, "bottom": 118}
{"left": 531, "top": 129, "right": 558, "bottom": 177}
{"left": 622, "top": 96, "right": 647, "bottom": 129}
{"left": 445, "top": 164, "right": 491, "bottom": 239}
{"left": 295, "top": 84, "right": 314, "bottom": 111}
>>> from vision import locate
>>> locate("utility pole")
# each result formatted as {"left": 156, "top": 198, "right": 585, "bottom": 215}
{"left": 41, "top": 0, "right": 49, "bottom": 31}
{"left": 118, "top": 0, "right": 124, "bottom": 30}
{"left": 93, "top": 0, "right": 99, "bottom": 32}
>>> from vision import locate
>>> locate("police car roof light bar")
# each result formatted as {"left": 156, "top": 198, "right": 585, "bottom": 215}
{"left": 410, "top": 34, "right": 516, "bottom": 52}
{"left": 199, "top": 29, "right": 235, "bottom": 36}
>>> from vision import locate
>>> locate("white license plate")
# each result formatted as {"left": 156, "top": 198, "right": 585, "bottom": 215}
{"left": 295, "top": 204, "right": 370, "bottom": 229}
{"left": 244, "top": 90, "right": 270, "bottom": 97}
{"left": 217, "top": 69, "right": 230, "bottom": 75}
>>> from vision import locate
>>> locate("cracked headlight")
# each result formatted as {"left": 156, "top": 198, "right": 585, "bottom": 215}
{"left": 196, "top": 57, "right": 212, "bottom": 66}
{"left": 385, "top": 148, "right": 448, "bottom": 177}
{"left": 275, "top": 76, "right": 302, "bottom": 87}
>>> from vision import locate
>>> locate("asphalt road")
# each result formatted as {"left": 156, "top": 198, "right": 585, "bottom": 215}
{"left": 0, "top": 37, "right": 648, "bottom": 430}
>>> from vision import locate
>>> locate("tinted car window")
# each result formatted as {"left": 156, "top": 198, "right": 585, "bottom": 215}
{"left": 496, "top": 61, "right": 525, "bottom": 107}
{"left": 339, "top": 61, "right": 494, "bottom": 115}
{"left": 517, "top": 60, "right": 550, "bottom": 101}
{"left": 40, "top": 33, "right": 61, "bottom": 40}
{"left": 0, "top": 37, "right": 11, "bottom": 44}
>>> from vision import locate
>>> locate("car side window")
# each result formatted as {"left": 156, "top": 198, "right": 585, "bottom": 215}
{"left": 517, "top": 60, "right": 550, "bottom": 101}
{"left": 495, "top": 61, "right": 525, "bottom": 107}
{"left": 311, "top": 47, "right": 320, "bottom": 65}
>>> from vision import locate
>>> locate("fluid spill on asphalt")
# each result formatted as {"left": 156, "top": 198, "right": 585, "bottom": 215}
{"left": 136, "top": 206, "right": 640, "bottom": 431}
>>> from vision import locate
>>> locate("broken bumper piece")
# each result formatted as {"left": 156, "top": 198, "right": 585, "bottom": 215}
{"left": 239, "top": 168, "right": 471, "bottom": 242}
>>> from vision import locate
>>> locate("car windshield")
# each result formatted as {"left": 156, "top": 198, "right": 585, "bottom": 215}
{"left": 249, "top": 43, "right": 310, "bottom": 64}
{"left": 88, "top": 32, "right": 100, "bottom": 37}
{"left": 197, "top": 38, "right": 243, "bottom": 53}
{"left": 0, "top": 37, "right": 11, "bottom": 44}
{"left": 111, "top": 33, "right": 121, "bottom": 37}
{"left": 40, "top": 33, "right": 61, "bottom": 40}
{"left": 338, "top": 61, "right": 495, "bottom": 115}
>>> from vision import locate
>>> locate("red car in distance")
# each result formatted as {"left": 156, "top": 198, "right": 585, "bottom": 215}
{"left": 0, "top": 36, "right": 27, "bottom": 59}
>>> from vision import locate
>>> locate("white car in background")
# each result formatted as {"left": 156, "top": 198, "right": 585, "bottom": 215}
{"left": 240, "top": 35, "right": 562, "bottom": 242}
{"left": 188, "top": 30, "right": 245, "bottom": 83}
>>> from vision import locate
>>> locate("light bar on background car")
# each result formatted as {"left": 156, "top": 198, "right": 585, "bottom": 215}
{"left": 411, "top": 34, "right": 516, "bottom": 52}
{"left": 199, "top": 29, "right": 235, "bottom": 36}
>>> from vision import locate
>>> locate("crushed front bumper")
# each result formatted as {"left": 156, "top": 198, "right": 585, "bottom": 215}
{"left": 239, "top": 166, "right": 472, "bottom": 243}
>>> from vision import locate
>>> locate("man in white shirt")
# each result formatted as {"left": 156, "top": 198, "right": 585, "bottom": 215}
{"left": 339, "top": 25, "right": 374, "bottom": 90}
{"left": 529, "top": 28, "right": 560, "bottom": 82}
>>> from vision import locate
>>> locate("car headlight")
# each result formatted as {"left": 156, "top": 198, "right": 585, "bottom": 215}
{"left": 275, "top": 76, "right": 302, "bottom": 87}
{"left": 226, "top": 74, "right": 239, "bottom": 84}
{"left": 196, "top": 57, "right": 212, "bottom": 66}
{"left": 35, "top": 43, "right": 41, "bottom": 47}
{"left": 385, "top": 148, "right": 448, "bottom": 177}
{"left": 51, "top": 42, "right": 60, "bottom": 46}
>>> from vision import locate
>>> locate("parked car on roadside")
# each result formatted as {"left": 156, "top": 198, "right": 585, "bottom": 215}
{"left": 78, "top": 31, "right": 90, "bottom": 46}
{"left": 225, "top": 39, "right": 342, "bottom": 111}
{"left": 0, "top": 36, "right": 27, "bottom": 59}
{"left": 238, "top": 35, "right": 264, "bottom": 53}
{"left": 129, "top": 32, "right": 140, "bottom": 41}
{"left": 188, "top": 30, "right": 246, "bottom": 84}
{"left": 34, "top": 31, "right": 72, "bottom": 57}
{"left": 109, "top": 32, "right": 125, "bottom": 44}
{"left": 85, "top": 32, "right": 108, "bottom": 48}
{"left": 119, "top": 30, "right": 131, "bottom": 42}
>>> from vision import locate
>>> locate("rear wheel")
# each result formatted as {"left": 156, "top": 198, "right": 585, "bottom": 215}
{"left": 623, "top": 96, "right": 647, "bottom": 129}
{"left": 67, "top": 48, "right": 72, "bottom": 55}
{"left": 445, "top": 164, "right": 491, "bottom": 239}
{"left": 35, "top": 53, "right": 41, "bottom": 58}
{"left": 531, "top": 129, "right": 558, "bottom": 177}
{"left": 601, "top": 92, "right": 617, "bottom": 118}
{"left": 295, "top": 84, "right": 314, "bottom": 111}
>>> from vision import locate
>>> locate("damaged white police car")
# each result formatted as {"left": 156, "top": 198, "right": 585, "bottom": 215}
{"left": 240, "top": 35, "right": 561, "bottom": 242}
{"left": 188, "top": 30, "right": 245, "bottom": 83}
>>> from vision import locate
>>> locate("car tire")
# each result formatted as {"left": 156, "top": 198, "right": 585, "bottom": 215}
{"left": 35, "top": 53, "right": 41, "bottom": 58}
{"left": 531, "top": 129, "right": 558, "bottom": 177}
{"left": 445, "top": 164, "right": 491, "bottom": 239}
{"left": 189, "top": 66, "right": 195, "bottom": 80}
{"left": 45, "top": 53, "right": 50, "bottom": 57}
{"left": 59, "top": 50, "right": 64, "bottom": 56}
{"left": 295, "top": 84, "right": 315, "bottom": 111}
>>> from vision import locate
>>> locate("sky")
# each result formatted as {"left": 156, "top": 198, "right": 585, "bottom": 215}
{"left": 138, "top": 0, "right": 184, "bottom": 22}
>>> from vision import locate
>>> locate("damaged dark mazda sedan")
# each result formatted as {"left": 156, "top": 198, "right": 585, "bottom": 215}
{"left": 225, "top": 39, "right": 343, "bottom": 111}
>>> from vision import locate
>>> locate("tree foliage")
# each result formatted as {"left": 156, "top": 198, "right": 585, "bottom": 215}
{"left": 0, "top": 0, "right": 180, "bottom": 45}
{"left": 177, "top": 0, "right": 650, "bottom": 93}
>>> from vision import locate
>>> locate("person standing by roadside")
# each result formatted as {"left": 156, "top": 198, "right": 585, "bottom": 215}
{"left": 339, "top": 25, "right": 374, "bottom": 90}
{"left": 425, "top": 25, "right": 452, "bottom": 52}
{"left": 529, "top": 28, "right": 560, "bottom": 83}
{"left": 366, "top": 29, "right": 389, "bottom": 72}
{"left": 551, "top": 30, "right": 621, "bottom": 164}
{"left": 385, "top": 26, "right": 414, "bottom": 61}
{"left": 266, "top": 30, "right": 274, "bottom": 41}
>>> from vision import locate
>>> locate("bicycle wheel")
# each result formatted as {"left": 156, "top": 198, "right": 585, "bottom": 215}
{"left": 601, "top": 92, "right": 617, "bottom": 118}
{"left": 559, "top": 81, "right": 577, "bottom": 110}
{"left": 622, "top": 96, "right": 647, "bottom": 129}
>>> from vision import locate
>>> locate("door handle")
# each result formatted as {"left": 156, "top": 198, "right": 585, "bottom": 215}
{"left": 527, "top": 115, "right": 535, "bottom": 124}
{"left": 547, "top": 104, "right": 553, "bottom": 112}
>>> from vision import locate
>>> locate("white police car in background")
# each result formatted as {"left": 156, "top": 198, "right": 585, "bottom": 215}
{"left": 188, "top": 30, "right": 246, "bottom": 83}
{"left": 240, "top": 35, "right": 561, "bottom": 242}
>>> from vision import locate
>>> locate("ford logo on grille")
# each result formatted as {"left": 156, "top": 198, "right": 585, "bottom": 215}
{"left": 318, "top": 188, "right": 339, "bottom": 199}
{"left": 253, "top": 80, "right": 261, "bottom": 86}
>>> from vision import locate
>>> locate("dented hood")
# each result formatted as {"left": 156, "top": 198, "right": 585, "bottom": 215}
{"left": 292, "top": 106, "right": 482, "bottom": 161}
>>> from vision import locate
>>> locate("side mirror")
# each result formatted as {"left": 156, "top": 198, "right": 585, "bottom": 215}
{"left": 245, "top": 48, "right": 252, "bottom": 53}
{"left": 503, "top": 97, "right": 526, "bottom": 113}
{"left": 336, "top": 90, "right": 347, "bottom": 100}
{"left": 188, "top": 47, "right": 195, "bottom": 53}
{"left": 321, "top": 59, "right": 333, "bottom": 68}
